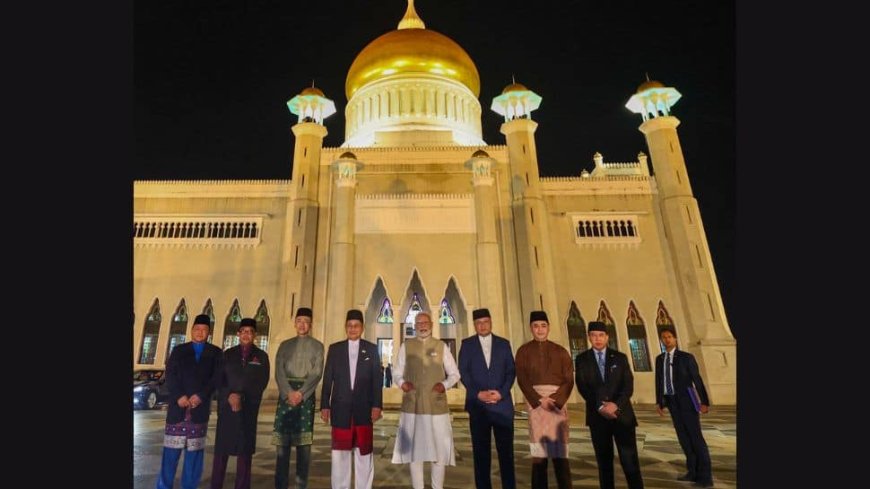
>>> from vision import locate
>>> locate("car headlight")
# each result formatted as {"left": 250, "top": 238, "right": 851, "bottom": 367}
{"left": 134, "top": 386, "right": 145, "bottom": 392}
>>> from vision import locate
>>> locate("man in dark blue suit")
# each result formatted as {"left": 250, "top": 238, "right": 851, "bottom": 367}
{"left": 320, "top": 309, "right": 383, "bottom": 489}
{"left": 655, "top": 327, "right": 713, "bottom": 488}
{"left": 458, "top": 308, "right": 517, "bottom": 489}
{"left": 575, "top": 321, "right": 644, "bottom": 489}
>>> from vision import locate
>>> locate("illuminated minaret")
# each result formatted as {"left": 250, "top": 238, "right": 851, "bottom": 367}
{"left": 627, "top": 78, "right": 736, "bottom": 402}
{"left": 492, "top": 81, "right": 563, "bottom": 343}
{"left": 277, "top": 86, "right": 335, "bottom": 341}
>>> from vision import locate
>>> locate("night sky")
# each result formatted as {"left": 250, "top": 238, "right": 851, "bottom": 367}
{"left": 134, "top": 0, "right": 735, "bottom": 337}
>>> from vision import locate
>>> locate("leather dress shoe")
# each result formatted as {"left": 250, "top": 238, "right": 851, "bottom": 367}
{"left": 677, "top": 473, "right": 695, "bottom": 482}
{"left": 692, "top": 481, "right": 714, "bottom": 488}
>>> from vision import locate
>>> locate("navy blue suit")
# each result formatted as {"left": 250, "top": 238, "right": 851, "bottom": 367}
{"left": 575, "top": 348, "right": 644, "bottom": 489}
{"left": 655, "top": 349, "right": 712, "bottom": 485}
{"left": 459, "top": 334, "right": 516, "bottom": 489}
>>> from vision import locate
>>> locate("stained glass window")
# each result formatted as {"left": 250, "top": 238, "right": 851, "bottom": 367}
{"left": 378, "top": 298, "right": 394, "bottom": 323}
{"left": 139, "top": 299, "right": 162, "bottom": 364}
{"left": 255, "top": 300, "right": 270, "bottom": 351}
{"left": 438, "top": 298, "right": 455, "bottom": 324}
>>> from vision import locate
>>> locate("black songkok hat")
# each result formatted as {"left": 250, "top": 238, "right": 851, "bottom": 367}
{"left": 346, "top": 309, "right": 364, "bottom": 323}
{"left": 193, "top": 314, "right": 212, "bottom": 327}
{"left": 239, "top": 318, "right": 257, "bottom": 331}
{"left": 587, "top": 321, "right": 608, "bottom": 333}
{"left": 295, "top": 307, "right": 313, "bottom": 319}
{"left": 529, "top": 310, "right": 549, "bottom": 323}
{"left": 472, "top": 308, "right": 491, "bottom": 320}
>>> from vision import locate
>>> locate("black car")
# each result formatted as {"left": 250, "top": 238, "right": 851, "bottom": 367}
{"left": 133, "top": 369, "right": 169, "bottom": 410}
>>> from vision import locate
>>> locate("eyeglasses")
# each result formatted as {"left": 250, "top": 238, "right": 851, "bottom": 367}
{"left": 415, "top": 321, "right": 432, "bottom": 325}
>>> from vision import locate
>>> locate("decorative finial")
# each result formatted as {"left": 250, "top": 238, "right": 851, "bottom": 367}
{"left": 512, "top": 74, "right": 516, "bottom": 84}
{"left": 398, "top": 0, "right": 426, "bottom": 30}
{"left": 645, "top": 72, "right": 650, "bottom": 81}
{"left": 311, "top": 79, "right": 315, "bottom": 88}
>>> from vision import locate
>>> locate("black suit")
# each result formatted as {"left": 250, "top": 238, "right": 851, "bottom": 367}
{"left": 575, "top": 348, "right": 644, "bottom": 489}
{"left": 320, "top": 339, "right": 383, "bottom": 428}
{"left": 164, "top": 341, "right": 224, "bottom": 424}
{"left": 655, "top": 349, "right": 712, "bottom": 484}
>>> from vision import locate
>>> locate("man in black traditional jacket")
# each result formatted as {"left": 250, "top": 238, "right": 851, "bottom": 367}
{"left": 210, "top": 317, "right": 271, "bottom": 489}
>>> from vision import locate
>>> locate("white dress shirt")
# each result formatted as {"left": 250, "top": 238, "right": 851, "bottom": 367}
{"left": 348, "top": 339, "right": 360, "bottom": 389}
{"left": 478, "top": 333, "right": 493, "bottom": 368}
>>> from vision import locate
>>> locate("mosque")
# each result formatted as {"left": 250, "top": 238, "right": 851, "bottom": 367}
{"left": 133, "top": 1, "right": 736, "bottom": 405}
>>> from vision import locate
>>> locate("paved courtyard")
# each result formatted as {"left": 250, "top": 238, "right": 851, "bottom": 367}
{"left": 134, "top": 403, "right": 735, "bottom": 488}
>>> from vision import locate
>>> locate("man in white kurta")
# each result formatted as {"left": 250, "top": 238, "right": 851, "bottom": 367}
{"left": 391, "top": 312, "right": 461, "bottom": 489}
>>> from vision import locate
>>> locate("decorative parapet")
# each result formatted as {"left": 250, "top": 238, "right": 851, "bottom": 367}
{"left": 591, "top": 152, "right": 650, "bottom": 177}
{"left": 540, "top": 175, "right": 654, "bottom": 196}
{"left": 133, "top": 214, "right": 266, "bottom": 248}
{"left": 134, "top": 180, "right": 292, "bottom": 199}
{"left": 568, "top": 212, "right": 642, "bottom": 246}
{"left": 357, "top": 193, "right": 472, "bottom": 200}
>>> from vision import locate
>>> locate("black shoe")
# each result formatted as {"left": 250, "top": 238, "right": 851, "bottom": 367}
{"left": 677, "top": 473, "right": 696, "bottom": 482}
{"left": 692, "top": 481, "right": 714, "bottom": 488}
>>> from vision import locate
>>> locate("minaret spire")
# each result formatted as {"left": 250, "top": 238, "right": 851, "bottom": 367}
{"left": 398, "top": 0, "right": 426, "bottom": 30}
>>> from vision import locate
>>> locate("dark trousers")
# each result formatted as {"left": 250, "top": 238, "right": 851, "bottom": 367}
{"left": 468, "top": 410, "right": 516, "bottom": 489}
{"left": 589, "top": 421, "right": 644, "bottom": 489}
{"left": 274, "top": 444, "right": 311, "bottom": 489}
{"left": 531, "top": 457, "right": 572, "bottom": 489}
{"left": 210, "top": 453, "right": 252, "bottom": 489}
{"left": 665, "top": 395, "right": 712, "bottom": 483}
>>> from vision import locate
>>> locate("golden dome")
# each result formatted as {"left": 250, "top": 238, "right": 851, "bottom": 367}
{"left": 345, "top": 2, "right": 480, "bottom": 99}
{"left": 501, "top": 82, "right": 528, "bottom": 94}
{"left": 637, "top": 79, "right": 665, "bottom": 93}
{"left": 472, "top": 149, "right": 489, "bottom": 158}
{"left": 300, "top": 86, "right": 325, "bottom": 97}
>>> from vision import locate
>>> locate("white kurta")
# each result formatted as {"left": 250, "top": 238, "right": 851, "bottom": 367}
{"left": 390, "top": 341, "right": 460, "bottom": 465}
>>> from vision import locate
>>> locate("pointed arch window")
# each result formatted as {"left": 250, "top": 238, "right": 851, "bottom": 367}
{"left": 596, "top": 301, "right": 619, "bottom": 351}
{"left": 166, "top": 299, "right": 188, "bottom": 360}
{"left": 438, "top": 298, "right": 455, "bottom": 324}
{"left": 202, "top": 299, "right": 216, "bottom": 344}
{"left": 254, "top": 300, "right": 270, "bottom": 351}
{"left": 138, "top": 299, "right": 162, "bottom": 364}
{"left": 403, "top": 293, "right": 424, "bottom": 339}
{"left": 655, "top": 301, "right": 677, "bottom": 353}
{"left": 566, "top": 301, "right": 587, "bottom": 364}
{"left": 626, "top": 301, "right": 652, "bottom": 371}
{"left": 378, "top": 298, "right": 395, "bottom": 324}
{"left": 223, "top": 299, "right": 243, "bottom": 350}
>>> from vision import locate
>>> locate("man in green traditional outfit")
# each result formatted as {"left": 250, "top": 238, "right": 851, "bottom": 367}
{"left": 272, "top": 307, "right": 324, "bottom": 489}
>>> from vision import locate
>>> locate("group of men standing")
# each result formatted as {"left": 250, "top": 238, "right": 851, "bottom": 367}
{"left": 153, "top": 306, "right": 714, "bottom": 489}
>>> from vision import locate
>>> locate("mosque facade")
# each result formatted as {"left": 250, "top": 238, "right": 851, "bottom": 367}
{"left": 133, "top": 1, "right": 736, "bottom": 405}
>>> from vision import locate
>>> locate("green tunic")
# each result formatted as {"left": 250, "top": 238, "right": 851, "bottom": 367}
{"left": 271, "top": 335, "right": 324, "bottom": 447}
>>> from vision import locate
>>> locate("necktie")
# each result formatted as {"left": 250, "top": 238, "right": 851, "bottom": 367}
{"left": 665, "top": 352, "right": 674, "bottom": 395}
{"left": 597, "top": 351, "right": 606, "bottom": 381}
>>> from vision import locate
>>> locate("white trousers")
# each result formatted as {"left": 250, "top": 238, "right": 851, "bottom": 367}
{"left": 331, "top": 448, "right": 373, "bottom": 489}
{"left": 410, "top": 460, "right": 445, "bottom": 489}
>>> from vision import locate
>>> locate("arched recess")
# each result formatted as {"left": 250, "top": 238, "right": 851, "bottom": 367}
{"left": 399, "top": 269, "right": 432, "bottom": 342}
{"left": 254, "top": 299, "right": 270, "bottom": 351}
{"left": 223, "top": 299, "right": 243, "bottom": 350}
{"left": 596, "top": 300, "right": 619, "bottom": 351}
{"left": 165, "top": 299, "right": 188, "bottom": 360}
{"left": 655, "top": 300, "right": 677, "bottom": 353}
{"left": 363, "top": 276, "right": 395, "bottom": 376}
{"left": 138, "top": 298, "right": 161, "bottom": 365}
{"left": 626, "top": 301, "right": 652, "bottom": 372}
{"left": 566, "top": 301, "right": 587, "bottom": 364}
{"left": 438, "top": 276, "right": 468, "bottom": 363}
{"left": 201, "top": 298, "right": 216, "bottom": 344}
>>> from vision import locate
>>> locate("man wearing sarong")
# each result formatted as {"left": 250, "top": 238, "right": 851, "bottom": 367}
{"left": 210, "top": 317, "right": 271, "bottom": 489}
{"left": 391, "top": 312, "right": 461, "bottom": 489}
{"left": 320, "top": 309, "right": 383, "bottom": 489}
{"left": 272, "top": 307, "right": 324, "bottom": 489}
{"left": 157, "top": 314, "right": 223, "bottom": 489}
{"left": 515, "top": 310, "right": 575, "bottom": 489}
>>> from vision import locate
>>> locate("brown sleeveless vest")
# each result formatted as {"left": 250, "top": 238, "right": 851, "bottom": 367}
{"left": 401, "top": 336, "right": 449, "bottom": 415}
